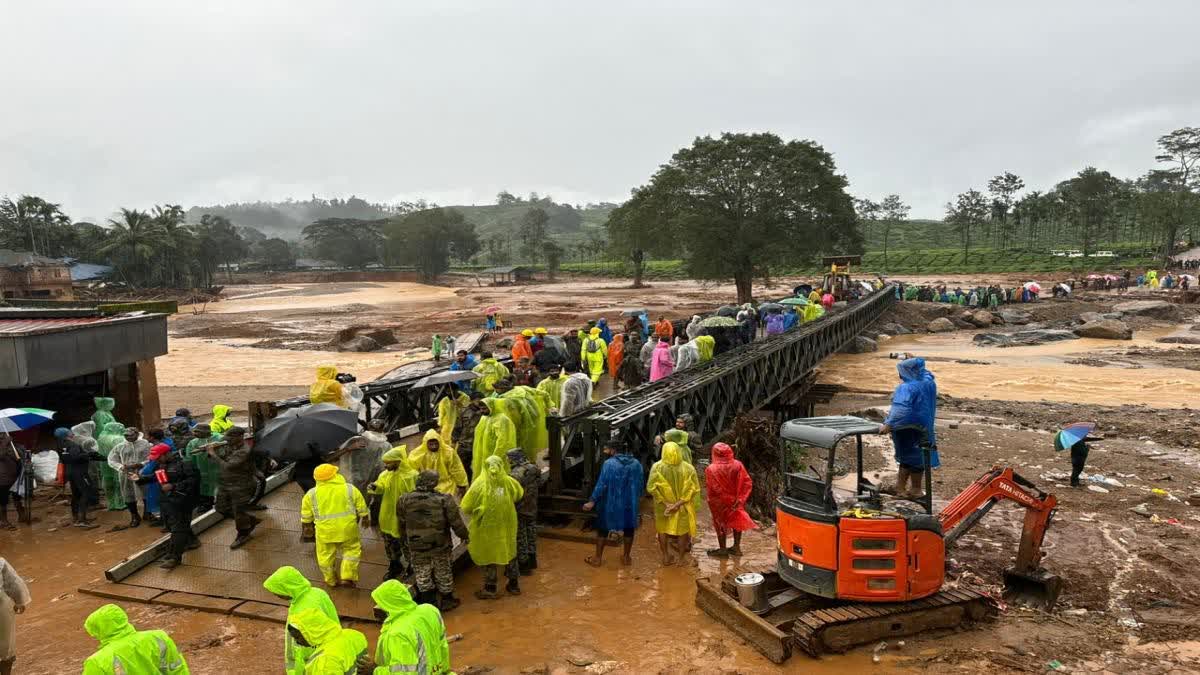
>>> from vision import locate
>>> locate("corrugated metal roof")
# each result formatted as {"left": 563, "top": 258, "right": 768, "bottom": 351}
{"left": 0, "top": 314, "right": 155, "bottom": 336}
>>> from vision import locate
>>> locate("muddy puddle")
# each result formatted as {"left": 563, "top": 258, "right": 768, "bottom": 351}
{"left": 824, "top": 328, "right": 1200, "bottom": 408}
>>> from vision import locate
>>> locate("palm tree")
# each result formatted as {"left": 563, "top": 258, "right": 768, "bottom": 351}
{"left": 100, "top": 208, "right": 165, "bottom": 287}
{"left": 151, "top": 204, "right": 194, "bottom": 287}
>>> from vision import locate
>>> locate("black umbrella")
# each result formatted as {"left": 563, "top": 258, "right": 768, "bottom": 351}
{"left": 716, "top": 305, "right": 738, "bottom": 317}
{"left": 413, "top": 370, "right": 479, "bottom": 388}
{"left": 620, "top": 308, "right": 648, "bottom": 317}
{"left": 255, "top": 403, "right": 359, "bottom": 461}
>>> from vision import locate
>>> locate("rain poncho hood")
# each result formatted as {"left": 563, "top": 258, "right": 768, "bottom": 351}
{"left": 503, "top": 386, "right": 549, "bottom": 461}
{"left": 559, "top": 372, "right": 593, "bottom": 417}
{"left": 290, "top": 607, "right": 342, "bottom": 647}
{"left": 436, "top": 390, "right": 470, "bottom": 448}
{"left": 371, "top": 580, "right": 451, "bottom": 675}
{"left": 92, "top": 397, "right": 117, "bottom": 431}
{"left": 264, "top": 566, "right": 338, "bottom": 675}
{"left": 588, "top": 452, "right": 644, "bottom": 533}
{"left": 647, "top": 443, "right": 699, "bottom": 537}
{"left": 263, "top": 565, "right": 318, "bottom": 600}
{"left": 685, "top": 315, "right": 704, "bottom": 340}
{"left": 372, "top": 578, "right": 417, "bottom": 617}
{"left": 408, "top": 429, "right": 468, "bottom": 494}
{"left": 371, "top": 448, "right": 417, "bottom": 537}
{"left": 97, "top": 422, "right": 126, "bottom": 455}
{"left": 705, "top": 443, "right": 757, "bottom": 534}
{"left": 883, "top": 357, "right": 941, "bottom": 469}
{"left": 85, "top": 604, "right": 137, "bottom": 645}
{"left": 460, "top": 455, "right": 524, "bottom": 566}
{"left": 607, "top": 333, "right": 625, "bottom": 378}
{"left": 694, "top": 335, "right": 716, "bottom": 362}
{"left": 72, "top": 421, "right": 97, "bottom": 444}
{"left": 597, "top": 317, "right": 613, "bottom": 343}
{"left": 675, "top": 342, "right": 700, "bottom": 373}
{"left": 309, "top": 366, "right": 345, "bottom": 407}
{"left": 472, "top": 357, "right": 511, "bottom": 394}
{"left": 210, "top": 404, "right": 235, "bottom": 434}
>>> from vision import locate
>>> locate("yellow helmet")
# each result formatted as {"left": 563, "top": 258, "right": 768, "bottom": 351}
{"left": 521, "top": 329, "right": 534, "bottom": 337}
{"left": 534, "top": 327, "right": 548, "bottom": 335}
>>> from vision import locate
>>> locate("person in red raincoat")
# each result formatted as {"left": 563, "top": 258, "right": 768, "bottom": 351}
{"left": 704, "top": 442, "right": 756, "bottom": 557}
{"left": 607, "top": 334, "right": 625, "bottom": 379}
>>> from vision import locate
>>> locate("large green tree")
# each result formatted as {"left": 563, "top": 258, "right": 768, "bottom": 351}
{"left": 194, "top": 214, "right": 248, "bottom": 285}
{"left": 518, "top": 207, "right": 549, "bottom": 263}
{"left": 99, "top": 208, "right": 165, "bottom": 287}
{"left": 945, "top": 189, "right": 989, "bottom": 262}
{"left": 302, "top": 217, "right": 385, "bottom": 269}
{"left": 385, "top": 208, "right": 479, "bottom": 282}
{"left": 1055, "top": 167, "right": 1123, "bottom": 256}
{"left": 624, "top": 132, "right": 861, "bottom": 303}
{"left": 0, "top": 195, "right": 72, "bottom": 256}
{"left": 1154, "top": 126, "right": 1200, "bottom": 262}
{"left": 878, "top": 194, "right": 909, "bottom": 269}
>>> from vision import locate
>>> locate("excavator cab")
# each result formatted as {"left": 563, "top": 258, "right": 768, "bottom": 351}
{"left": 776, "top": 415, "right": 1062, "bottom": 609}
{"left": 777, "top": 416, "right": 945, "bottom": 603}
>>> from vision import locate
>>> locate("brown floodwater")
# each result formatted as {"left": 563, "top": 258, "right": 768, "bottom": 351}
{"left": 823, "top": 328, "right": 1200, "bottom": 408}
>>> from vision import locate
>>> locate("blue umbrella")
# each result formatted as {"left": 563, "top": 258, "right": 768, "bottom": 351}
{"left": 1054, "top": 422, "right": 1095, "bottom": 452}
{"left": 0, "top": 407, "right": 56, "bottom": 433}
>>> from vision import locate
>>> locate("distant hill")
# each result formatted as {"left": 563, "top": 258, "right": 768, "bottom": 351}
{"left": 863, "top": 218, "right": 957, "bottom": 251}
{"left": 185, "top": 196, "right": 616, "bottom": 246}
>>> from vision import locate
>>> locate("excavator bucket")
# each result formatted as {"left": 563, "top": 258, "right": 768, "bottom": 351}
{"left": 1002, "top": 568, "right": 1063, "bottom": 610}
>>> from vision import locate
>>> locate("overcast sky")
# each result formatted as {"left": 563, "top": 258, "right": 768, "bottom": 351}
{"left": 2, "top": 1, "right": 1198, "bottom": 222}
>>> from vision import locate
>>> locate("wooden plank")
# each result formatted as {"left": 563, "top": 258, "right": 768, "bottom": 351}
{"left": 78, "top": 580, "right": 166, "bottom": 603}
{"left": 153, "top": 591, "right": 243, "bottom": 614}
{"left": 231, "top": 601, "right": 290, "bottom": 624}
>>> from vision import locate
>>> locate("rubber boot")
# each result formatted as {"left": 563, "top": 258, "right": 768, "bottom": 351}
{"left": 439, "top": 593, "right": 461, "bottom": 613}
{"left": 14, "top": 502, "right": 29, "bottom": 526}
{"left": 506, "top": 578, "right": 521, "bottom": 595}
{"left": 528, "top": 553, "right": 537, "bottom": 570}
{"left": 416, "top": 590, "right": 437, "bottom": 606}
{"left": 474, "top": 584, "right": 498, "bottom": 600}
{"left": 230, "top": 530, "right": 253, "bottom": 550}
{"left": 519, "top": 557, "right": 534, "bottom": 576}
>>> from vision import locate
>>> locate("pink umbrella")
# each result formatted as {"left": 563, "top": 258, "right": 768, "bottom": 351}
{"left": 1086, "top": 274, "right": 1102, "bottom": 280}
{"left": 483, "top": 305, "right": 501, "bottom": 314}
{"left": 1024, "top": 281, "right": 1041, "bottom": 294}
{"left": 1104, "top": 274, "right": 1119, "bottom": 281}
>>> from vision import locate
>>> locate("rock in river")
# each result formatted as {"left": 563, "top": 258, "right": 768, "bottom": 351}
{"left": 965, "top": 310, "right": 995, "bottom": 328}
{"left": 1073, "top": 319, "right": 1133, "bottom": 340}
{"left": 973, "top": 329, "right": 1080, "bottom": 347}
{"left": 1112, "top": 300, "right": 1181, "bottom": 321}
{"left": 996, "top": 309, "right": 1032, "bottom": 325}
{"left": 1157, "top": 334, "right": 1200, "bottom": 345}
{"left": 338, "top": 335, "right": 381, "bottom": 352}
{"left": 927, "top": 317, "right": 956, "bottom": 333}
{"left": 841, "top": 336, "right": 878, "bottom": 354}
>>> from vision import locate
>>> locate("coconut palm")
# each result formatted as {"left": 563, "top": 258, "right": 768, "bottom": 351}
{"left": 99, "top": 208, "right": 165, "bottom": 287}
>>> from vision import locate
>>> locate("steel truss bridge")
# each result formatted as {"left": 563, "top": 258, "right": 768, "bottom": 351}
{"left": 250, "top": 287, "right": 896, "bottom": 511}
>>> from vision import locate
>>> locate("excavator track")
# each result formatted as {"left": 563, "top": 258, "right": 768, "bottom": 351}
{"left": 696, "top": 572, "right": 997, "bottom": 662}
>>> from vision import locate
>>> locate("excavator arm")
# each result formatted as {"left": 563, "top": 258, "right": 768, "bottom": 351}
{"left": 937, "top": 467, "right": 1062, "bottom": 608}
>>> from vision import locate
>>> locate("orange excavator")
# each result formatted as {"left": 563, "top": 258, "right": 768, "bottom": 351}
{"left": 696, "top": 416, "right": 1061, "bottom": 662}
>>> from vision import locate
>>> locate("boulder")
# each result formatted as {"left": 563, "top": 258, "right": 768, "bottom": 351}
{"left": 1074, "top": 319, "right": 1133, "bottom": 340}
{"left": 880, "top": 322, "right": 912, "bottom": 335}
{"left": 927, "top": 317, "right": 956, "bottom": 333}
{"left": 338, "top": 335, "right": 381, "bottom": 352}
{"left": 1078, "top": 311, "right": 1105, "bottom": 324}
{"left": 841, "top": 336, "right": 878, "bottom": 354}
{"left": 1112, "top": 300, "right": 1181, "bottom": 321}
{"left": 997, "top": 309, "right": 1032, "bottom": 325}
{"left": 1191, "top": 322, "right": 1200, "bottom": 332}
{"left": 966, "top": 310, "right": 995, "bottom": 328}
{"left": 1157, "top": 334, "right": 1200, "bottom": 345}
{"left": 363, "top": 329, "right": 398, "bottom": 347}
{"left": 973, "top": 329, "right": 1080, "bottom": 347}
{"left": 496, "top": 337, "right": 515, "bottom": 349}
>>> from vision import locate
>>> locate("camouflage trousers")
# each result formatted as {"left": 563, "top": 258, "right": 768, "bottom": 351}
{"left": 504, "top": 515, "right": 538, "bottom": 580}
{"left": 410, "top": 549, "right": 454, "bottom": 594}
{"left": 382, "top": 533, "right": 410, "bottom": 579}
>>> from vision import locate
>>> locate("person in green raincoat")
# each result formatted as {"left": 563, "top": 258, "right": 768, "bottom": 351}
{"left": 287, "top": 607, "right": 369, "bottom": 675}
{"left": 460, "top": 455, "right": 524, "bottom": 599}
{"left": 471, "top": 351, "right": 510, "bottom": 395}
{"left": 436, "top": 389, "right": 470, "bottom": 449}
{"left": 694, "top": 335, "right": 715, "bottom": 363}
{"left": 646, "top": 442, "right": 700, "bottom": 566}
{"left": 802, "top": 303, "right": 825, "bottom": 323}
{"left": 471, "top": 399, "right": 517, "bottom": 479}
{"left": 369, "top": 446, "right": 418, "bottom": 580}
{"left": 82, "top": 603, "right": 189, "bottom": 675}
{"left": 262, "top": 565, "right": 338, "bottom": 675}
{"left": 183, "top": 423, "right": 221, "bottom": 513}
{"left": 209, "top": 404, "right": 236, "bottom": 435}
{"left": 371, "top": 579, "right": 452, "bottom": 675}
{"left": 96, "top": 422, "right": 127, "bottom": 511}
{"left": 91, "top": 397, "right": 117, "bottom": 432}
{"left": 504, "top": 385, "right": 549, "bottom": 462}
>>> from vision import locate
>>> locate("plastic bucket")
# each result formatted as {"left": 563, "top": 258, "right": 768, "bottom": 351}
{"left": 734, "top": 572, "right": 769, "bottom": 614}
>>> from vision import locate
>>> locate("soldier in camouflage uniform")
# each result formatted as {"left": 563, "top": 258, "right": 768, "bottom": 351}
{"left": 505, "top": 448, "right": 541, "bottom": 582}
{"left": 205, "top": 427, "right": 264, "bottom": 549}
{"left": 395, "top": 470, "right": 469, "bottom": 611}
{"left": 451, "top": 392, "right": 485, "bottom": 481}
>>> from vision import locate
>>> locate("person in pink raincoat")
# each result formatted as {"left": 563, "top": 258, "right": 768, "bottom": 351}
{"left": 649, "top": 338, "right": 675, "bottom": 382}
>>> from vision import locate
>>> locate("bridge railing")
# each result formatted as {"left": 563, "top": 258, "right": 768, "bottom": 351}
{"left": 544, "top": 286, "right": 896, "bottom": 505}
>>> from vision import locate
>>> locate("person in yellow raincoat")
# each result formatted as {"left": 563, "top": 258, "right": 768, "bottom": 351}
{"left": 808, "top": 288, "right": 822, "bottom": 304}
{"left": 646, "top": 442, "right": 699, "bottom": 566}
{"left": 300, "top": 464, "right": 369, "bottom": 587}
{"left": 82, "top": 604, "right": 189, "bottom": 675}
{"left": 368, "top": 446, "right": 418, "bottom": 580}
{"left": 371, "top": 580, "right": 452, "bottom": 675}
{"left": 802, "top": 302, "right": 825, "bottom": 323}
{"left": 503, "top": 385, "right": 549, "bottom": 462}
{"left": 536, "top": 363, "right": 565, "bottom": 409}
{"left": 209, "top": 404, "right": 236, "bottom": 435}
{"left": 1147, "top": 269, "right": 1160, "bottom": 288}
{"left": 407, "top": 429, "right": 469, "bottom": 496}
{"left": 262, "top": 565, "right": 338, "bottom": 675}
{"left": 471, "top": 399, "right": 517, "bottom": 478}
{"left": 694, "top": 335, "right": 715, "bottom": 363}
{"left": 471, "top": 351, "right": 510, "bottom": 394}
{"left": 309, "top": 366, "right": 345, "bottom": 407}
{"left": 436, "top": 388, "right": 470, "bottom": 449}
{"left": 461, "top": 455, "right": 524, "bottom": 599}
{"left": 580, "top": 327, "right": 608, "bottom": 384}
{"left": 287, "top": 608, "right": 368, "bottom": 675}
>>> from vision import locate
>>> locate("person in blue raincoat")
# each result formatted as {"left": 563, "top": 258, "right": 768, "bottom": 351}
{"left": 879, "top": 358, "right": 940, "bottom": 498}
{"left": 597, "top": 318, "right": 613, "bottom": 344}
{"left": 582, "top": 440, "right": 644, "bottom": 568}
{"left": 637, "top": 312, "right": 651, "bottom": 340}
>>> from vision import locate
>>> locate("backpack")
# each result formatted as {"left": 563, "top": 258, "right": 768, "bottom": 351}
{"left": 586, "top": 338, "right": 601, "bottom": 354}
